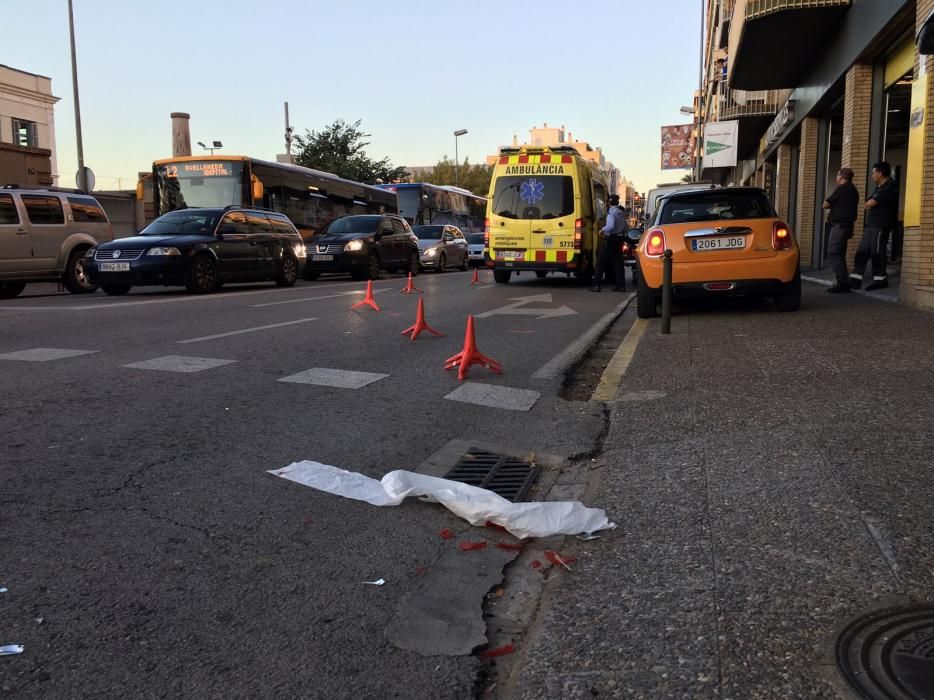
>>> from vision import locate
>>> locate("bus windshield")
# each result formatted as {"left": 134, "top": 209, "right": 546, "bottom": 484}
{"left": 155, "top": 160, "right": 244, "bottom": 212}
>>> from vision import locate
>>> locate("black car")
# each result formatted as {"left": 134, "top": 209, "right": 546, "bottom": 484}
{"left": 304, "top": 215, "right": 420, "bottom": 281}
{"left": 85, "top": 207, "right": 306, "bottom": 295}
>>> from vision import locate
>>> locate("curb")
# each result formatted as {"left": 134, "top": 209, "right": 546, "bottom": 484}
{"left": 802, "top": 275, "right": 900, "bottom": 304}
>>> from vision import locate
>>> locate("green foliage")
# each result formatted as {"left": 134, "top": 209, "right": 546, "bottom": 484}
{"left": 294, "top": 119, "right": 408, "bottom": 185}
{"left": 417, "top": 156, "right": 492, "bottom": 197}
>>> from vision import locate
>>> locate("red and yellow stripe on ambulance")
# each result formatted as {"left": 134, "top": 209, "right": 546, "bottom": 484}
{"left": 485, "top": 146, "right": 607, "bottom": 284}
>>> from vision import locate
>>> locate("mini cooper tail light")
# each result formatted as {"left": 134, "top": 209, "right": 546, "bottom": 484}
{"left": 772, "top": 221, "right": 793, "bottom": 251}
{"left": 645, "top": 228, "right": 666, "bottom": 256}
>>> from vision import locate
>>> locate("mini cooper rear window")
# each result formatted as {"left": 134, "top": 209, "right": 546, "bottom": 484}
{"left": 660, "top": 191, "right": 774, "bottom": 225}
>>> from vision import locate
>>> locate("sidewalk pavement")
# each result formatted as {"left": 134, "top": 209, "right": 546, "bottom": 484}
{"left": 802, "top": 264, "right": 900, "bottom": 304}
{"left": 508, "top": 283, "right": 934, "bottom": 698}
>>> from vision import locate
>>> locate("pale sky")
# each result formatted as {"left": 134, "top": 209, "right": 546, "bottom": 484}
{"left": 3, "top": 0, "right": 701, "bottom": 193}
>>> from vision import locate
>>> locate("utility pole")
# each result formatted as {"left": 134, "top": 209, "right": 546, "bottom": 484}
{"left": 284, "top": 101, "right": 293, "bottom": 156}
{"left": 695, "top": 0, "right": 706, "bottom": 183}
{"left": 68, "top": 0, "right": 87, "bottom": 192}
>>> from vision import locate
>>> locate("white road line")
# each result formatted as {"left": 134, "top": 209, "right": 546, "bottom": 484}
{"left": 0, "top": 280, "right": 370, "bottom": 311}
{"left": 531, "top": 294, "right": 635, "bottom": 380}
{"left": 250, "top": 289, "right": 380, "bottom": 308}
{"left": 177, "top": 317, "right": 319, "bottom": 344}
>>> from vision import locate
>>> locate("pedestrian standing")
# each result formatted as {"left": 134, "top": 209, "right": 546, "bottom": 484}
{"left": 822, "top": 167, "right": 859, "bottom": 293}
{"left": 591, "top": 194, "right": 627, "bottom": 292}
{"left": 851, "top": 162, "right": 899, "bottom": 291}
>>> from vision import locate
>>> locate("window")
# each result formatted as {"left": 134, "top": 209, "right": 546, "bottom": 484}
{"left": 12, "top": 119, "right": 38, "bottom": 148}
{"left": 268, "top": 215, "right": 296, "bottom": 235}
{"left": 219, "top": 211, "right": 250, "bottom": 234}
{"left": 491, "top": 176, "right": 575, "bottom": 219}
{"left": 141, "top": 210, "right": 222, "bottom": 235}
{"left": 245, "top": 212, "right": 274, "bottom": 233}
{"left": 659, "top": 191, "right": 775, "bottom": 225}
{"left": 21, "top": 195, "right": 64, "bottom": 224}
{"left": 67, "top": 196, "right": 107, "bottom": 223}
{"left": 0, "top": 194, "right": 19, "bottom": 224}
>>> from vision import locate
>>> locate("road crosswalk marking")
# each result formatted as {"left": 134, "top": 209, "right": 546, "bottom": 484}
{"left": 0, "top": 347, "right": 99, "bottom": 362}
{"left": 278, "top": 368, "right": 389, "bottom": 389}
{"left": 123, "top": 355, "right": 237, "bottom": 373}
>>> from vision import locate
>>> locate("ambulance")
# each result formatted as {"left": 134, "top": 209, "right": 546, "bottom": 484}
{"left": 485, "top": 145, "right": 608, "bottom": 284}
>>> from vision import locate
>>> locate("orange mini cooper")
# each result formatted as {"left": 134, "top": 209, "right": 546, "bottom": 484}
{"left": 634, "top": 187, "right": 800, "bottom": 318}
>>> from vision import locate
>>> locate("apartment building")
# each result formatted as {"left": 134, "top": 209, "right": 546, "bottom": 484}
{"left": 486, "top": 124, "right": 624, "bottom": 196}
{"left": 0, "top": 64, "right": 60, "bottom": 187}
{"left": 695, "top": 0, "right": 934, "bottom": 310}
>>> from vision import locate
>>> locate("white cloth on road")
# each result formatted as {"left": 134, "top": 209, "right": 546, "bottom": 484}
{"left": 269, "top": 461, "right": 615, "bottom": 540}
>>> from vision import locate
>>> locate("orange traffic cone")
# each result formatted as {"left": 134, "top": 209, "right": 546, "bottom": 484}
{"left": 351, "top": 280, "right": 380, "bottom": 311}
{"left": 444, "top": 315, "right": 503, "bottom": 380}
{"left": 401, "top": 297, "right": 444, "bottom": 341}
{"left": 400, "top": 272, "right": 422, "bottom": 294}
{"left": 470, "top": 268, "right": 481, "bottom": 286}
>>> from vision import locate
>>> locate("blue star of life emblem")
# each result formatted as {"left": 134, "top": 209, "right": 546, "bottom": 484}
{"left": 520, "top": 179, "right": 545, "bottom": 204}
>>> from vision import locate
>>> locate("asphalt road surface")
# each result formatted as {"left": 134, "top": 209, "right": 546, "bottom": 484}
{"left": 0, "top": 269, "right": 630, "bottom": 698}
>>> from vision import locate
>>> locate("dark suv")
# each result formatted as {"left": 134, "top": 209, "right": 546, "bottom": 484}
{"left": 304, "top": 214, "right": 420, "bottom": 280}
{"left": 85, "top": 207, "right": 306, "bottom": 295}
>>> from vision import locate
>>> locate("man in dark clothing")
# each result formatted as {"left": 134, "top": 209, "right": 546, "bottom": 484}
{"left": 822, "top": 167, "right": 859, "bottom": 293}
{"left": 851, "top": 161, "right": 899, "bottom": 291}
{"left": 591, "top": 194, "right": 628, "bottom": 292}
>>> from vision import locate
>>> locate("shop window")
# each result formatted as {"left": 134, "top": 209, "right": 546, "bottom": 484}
{"left": 12, "top": 119, "right": 38, "bottom": 148}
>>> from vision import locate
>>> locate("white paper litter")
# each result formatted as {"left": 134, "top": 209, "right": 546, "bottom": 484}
{"left": 269, "top": 461, "right": 615, "bottom": 540}
{"left": 362, "top": 578, "right": 386, "bottom": 586}
{"left": 0, "top": 587, "right": 7, "bottom": 593}
{"left": 0, "top": 645, "right": 24, "bottom": 656}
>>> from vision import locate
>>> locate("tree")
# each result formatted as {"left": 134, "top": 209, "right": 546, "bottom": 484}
{"left": 293, "top": 119, "right": 408, "bottom": 185}
{"left": 417, "top": 156, "right": 492, "bottom": 197}
{"left": 681, "top": 174, "right": 693, "bottom": 183}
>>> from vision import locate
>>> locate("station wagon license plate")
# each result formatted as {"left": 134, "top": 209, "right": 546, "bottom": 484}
{"left": 99, "top": 262, "right": 130, "bottom": 272}
{"left": 312, "top": 254, "right": 334, "bottom": 261}
{"left": 496, "top": 251, "right": 524, "bottom": 261}
{"left": 691, "top": 237, "right": 745, "bottom": 252}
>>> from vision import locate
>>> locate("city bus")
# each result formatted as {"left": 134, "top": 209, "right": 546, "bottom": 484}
{"left": 377, "top": 182, "right": 486, "bottom": 234}
{"left": 147, "top": 155, "right": 398, "bottom": 242}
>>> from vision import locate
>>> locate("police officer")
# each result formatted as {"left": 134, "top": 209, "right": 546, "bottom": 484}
{"left": 851, "top": 161, "right": 899, "bottom": 291}
{"left": 591, "top": 194, "right": 627, "bottom": 292}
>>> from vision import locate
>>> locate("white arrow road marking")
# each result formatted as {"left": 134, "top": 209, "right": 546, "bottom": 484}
{"left": 475, "top": 293, "right": 578, "bottom": 320}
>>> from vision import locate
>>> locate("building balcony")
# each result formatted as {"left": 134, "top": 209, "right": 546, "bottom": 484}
{"left": 718, "top": 88, "right": 790, "bottom": 120}
{"left": 727, "top": 0, "right": 851, "bottom": 90}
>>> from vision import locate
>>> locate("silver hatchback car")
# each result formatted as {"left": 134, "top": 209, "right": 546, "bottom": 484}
{"left": 0, "top": 186, "right": 113, "bottom": 298}
{"left": 414, "top": 224, "right": 468, "bottom": 272}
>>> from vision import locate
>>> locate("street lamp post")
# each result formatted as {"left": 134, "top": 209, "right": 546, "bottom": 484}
{"left": 67, "top": 0, "right": 87, "bottom": 192}
{"left": 197, "top": 140, "right": 223, "bottom": 156}
{"left": 453, "top": 129, "right": 468, "bottom": 186}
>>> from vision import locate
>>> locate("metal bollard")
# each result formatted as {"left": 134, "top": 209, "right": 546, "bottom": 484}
{"left": 661, "top": 249, "right": 673, "bottom": 334}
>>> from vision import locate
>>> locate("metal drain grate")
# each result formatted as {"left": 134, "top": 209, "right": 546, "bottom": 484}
{"left": 836, "top": 605, "right": 934, "bottom": 699}
{"left": 443, "top": 449, "right": 539, "bottom": 502}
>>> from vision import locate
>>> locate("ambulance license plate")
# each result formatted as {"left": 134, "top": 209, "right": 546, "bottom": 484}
{"left": 496, "top": 251, "right": 524, "bottom": 261}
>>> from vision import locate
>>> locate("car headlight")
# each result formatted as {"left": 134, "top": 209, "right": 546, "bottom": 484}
{"left": 294, "top": 243, "right": 306, "bottom": 259}
{"left": 147, "top": 247, "right": 182, "bottom": 256}
{"left": 85, "top": 247, "right": 96, "bottom": 258}
{"left": 344, "top": 240, "right": 364, "bottom": 252}
{"left": 424, "top": 247, "right": 437, "bottom": 257}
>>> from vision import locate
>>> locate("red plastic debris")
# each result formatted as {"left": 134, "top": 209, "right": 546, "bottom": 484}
{"left": 439, "top": 528, "right": 454, "bottom": 540}
{"left": 530, "top": 560, "right": 542, "bottom": 569}
{"left": 544, "top": 550, "right": 577, "bottom": 569}
{"left": 415, "top": 567, "right": 429, "bottom": 576}
{"left": 458, "top": 541, "right": 488, "bottom": 552}
{"left": 302, "top": 516, "right": 314, "bottom": 527}
{"left": 479, "top": 643, "right": 515, "bottom": 658}
{"left": 496, "top": 543, "right": 524, "bottom": 551}
{"left": 484, "top": 521, "right": 507, "bottom": 531}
